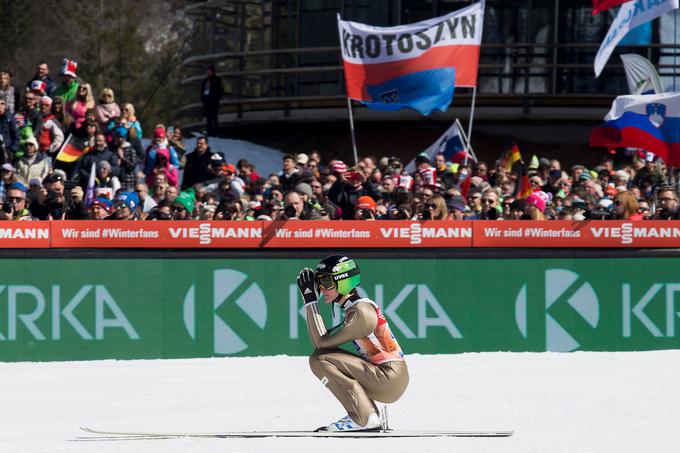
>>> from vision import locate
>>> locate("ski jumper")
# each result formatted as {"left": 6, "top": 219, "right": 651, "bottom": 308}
{"left": 306, "top": 295, "right": 409, "bottom": 426}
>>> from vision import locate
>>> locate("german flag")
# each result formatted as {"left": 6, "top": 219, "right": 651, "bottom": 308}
{"left": 501, "top": 144, "right": 521, "bottom": 172}
{"left": 56, "top": 134, "right": 90, "bottom": 163}
{"left": 516, "top": 162, "right": 533, "bottom": 199}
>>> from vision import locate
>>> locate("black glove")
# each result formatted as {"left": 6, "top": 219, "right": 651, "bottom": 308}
{"left": 297, "top": 268, "right": 318, "bottom": 305}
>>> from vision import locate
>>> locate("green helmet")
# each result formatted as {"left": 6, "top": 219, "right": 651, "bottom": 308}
{"left": 315, "top": 254, "right": 361, "bottom": 296}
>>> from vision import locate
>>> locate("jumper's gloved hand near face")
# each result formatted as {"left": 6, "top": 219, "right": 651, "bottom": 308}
{"left": 297, "top": 268, "right": 319, "bottom": 305}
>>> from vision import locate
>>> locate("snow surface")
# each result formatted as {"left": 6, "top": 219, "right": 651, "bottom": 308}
{"left": 182, "top": 136, "right": 284, "bottom": 178}
{"left": 3, "top": 352, "right": 680, "bottom": 453}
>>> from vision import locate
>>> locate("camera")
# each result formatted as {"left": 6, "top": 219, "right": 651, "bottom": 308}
{"left": 46, "top": 189, "right": 58, "bottom": 203}
{"left": 421, "top": 210, "right": 432, "bottom": 220}
{"left": 588, "top": 209, "right": 611, "bottom": 220}
{"left": 658, "top": 208, "right": 675, "bottom": 220}
{"left": 360, "top": 209, "right": 373, "bottom": 220}
{"left": 2, "top": 201, "right": 12, "bottom": 213}
{"left": 63, "top": 180, "right": 77, "bottom": 200}
{"left": 157, "top": 212, "right": 173, "bottom": 221}
{"left": 284, "top": 205, "right": 297, "bottom": 219}
{"left": 393, "top": 207, "right": 409, "bottom": 220}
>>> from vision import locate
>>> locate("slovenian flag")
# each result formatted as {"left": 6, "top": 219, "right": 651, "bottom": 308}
{"left": 404, "top": 120, "right": 474, "bottom": 173}
{"left": 338, "top": 0, "right": 484, "bottom": 116}
{"left": 589, "top": 92, "right": 680, "bottom": 166}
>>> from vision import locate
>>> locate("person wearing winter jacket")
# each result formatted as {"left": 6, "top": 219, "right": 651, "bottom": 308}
{"left": 95, "top": 88, "right": 121, "bottom": 131}
{"left": 0, "top": 69, "right": 20, "bottom": 114}
{"left": 15, "top": 136, "right": 50, "bottom": 185}
{"left": 37, "top": 96, "right": 64, "bottom": 156}
{"left": 66, "top": 83, "right": 95, "bottom": 132}
{"left": 144, "top": 127, "right": 180, "bottom": 175}
{"left": 77, "top": 133, "right": 120, "bottom": 187}
{"left": 0, "top": 99, "right": 19, "bottom": 163}
{"left": 146, "top": 147, "right": 178, "bottom": 188}
{"left": 26, "top": 62, "right": 56, "bottom": 98}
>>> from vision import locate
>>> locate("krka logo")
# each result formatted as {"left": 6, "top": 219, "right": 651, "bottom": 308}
{"left": 182, "top": 269, "right": 267, "bottom": 355}
{"left": 514, "top": 269, "right": 599, "bottom": 352}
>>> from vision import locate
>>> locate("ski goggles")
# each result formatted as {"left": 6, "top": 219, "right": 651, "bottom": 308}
{"left": 315, "top": 273, "right": 336, "bottom": 290}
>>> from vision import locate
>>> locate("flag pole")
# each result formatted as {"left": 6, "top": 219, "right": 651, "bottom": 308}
{"left": 465, "top": 86, "right": 478, "bottom": 166}
{"left": 346, "top": 98, "right": 359, "bottom": 166}
{"left": 456, "top": 118, "right": 478, "bottom": 164}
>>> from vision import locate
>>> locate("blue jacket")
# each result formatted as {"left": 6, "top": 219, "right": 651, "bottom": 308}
{"left": 0, "top": 112, "right": 19, "bottom": 156}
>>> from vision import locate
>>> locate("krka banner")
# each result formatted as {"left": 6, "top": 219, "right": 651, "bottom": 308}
{"left": 337, "top": 0, "right": 484, "bottom": 115}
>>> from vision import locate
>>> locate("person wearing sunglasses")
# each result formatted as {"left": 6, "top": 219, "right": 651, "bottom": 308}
{"left": 297, "top": 255, "right": 408, "bottom": 432}
{"left": 0, "top": 183, "right": 32, "bottom": 220}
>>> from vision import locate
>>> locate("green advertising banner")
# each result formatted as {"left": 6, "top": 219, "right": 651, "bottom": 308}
{"left": 1, "top": 258, "right": 679, "bottom": 362}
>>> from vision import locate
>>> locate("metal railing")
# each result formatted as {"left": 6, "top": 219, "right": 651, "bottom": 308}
{"left": 179, "top": 42, "right": 680, "bottom": 120}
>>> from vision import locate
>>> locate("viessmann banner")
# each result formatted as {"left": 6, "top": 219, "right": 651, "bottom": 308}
{"left": 1, "top": 220, "right": 680, "bottom": 248}
{"left": 2, "top": 258, "right": 680, "bottom": 361}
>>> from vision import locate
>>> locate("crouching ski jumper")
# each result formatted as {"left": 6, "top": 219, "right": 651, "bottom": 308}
{"left": 297, "top": 254, "right": 409, "bottom": 432}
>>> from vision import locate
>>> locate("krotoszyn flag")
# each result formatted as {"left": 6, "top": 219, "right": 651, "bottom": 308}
{"left": 593, "top": 0, "right": 633, "bottom": 15}
{"left": 337, "top": 0, "right": 484, "bottom": 116}
{"left": 594, "top": 0, "right": 679, "bottom": 77}
{"left": 589, "top": 92, "right": 680, "bottom": 166}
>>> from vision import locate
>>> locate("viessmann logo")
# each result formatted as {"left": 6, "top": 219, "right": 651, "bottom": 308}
{"left": 169, "top": 224, "right": 261, "bottom": 245}
{"left": 182, "top": 269, "right": 267, "bottom": 354}
{"left": 515, "top": 269, "right": 599, "bottom": 352}
{"left": 379, "top": 224, "right": 471, "bottom": 245}
{"left": 590, "top": 223, "right": 680, "bottom": 245}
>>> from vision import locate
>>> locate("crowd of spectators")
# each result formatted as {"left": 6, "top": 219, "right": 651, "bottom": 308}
{"left": 0, "top": 59, "right": 679, "bottom": 222}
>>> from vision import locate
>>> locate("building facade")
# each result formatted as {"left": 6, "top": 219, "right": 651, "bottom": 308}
{"left": 181, "top": 0, "right": 680, "bottom": 166}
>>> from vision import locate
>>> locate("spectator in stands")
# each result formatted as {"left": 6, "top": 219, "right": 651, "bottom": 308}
{"left": 146, "top": 146, "right": 178, "bottom": 188}
{"left": 279, "top": 154, "right": 305, "bottom": 191}
{"left": 172, "top": 190, "right": 195, "bottom": 220}
{"left": 66, "top": 83, "right": 95, "bottom": 133}
{"left": 327, "top": 167, "right": 380, "bottom": 220}
{"left": 95, "top": 88, "right": 120, "bottom": 131}
{"left": 120, "top": 103, "right": 142, "bottom": 139}
{"left": 0, "top": 69, "right": 20, "bottom": 114}
{"left": 353, "top": 195, "right": 377, "bottom": 220}
{"left": 0, "top": 163, "right": 20, "bottom": 201}
{"left": 77, "top": 133, "right": 120, "bottom": 186}
{"left": 446, "top": 195, "right": 466, "bottom": 220}
{"left": 134, "top": 182, "right": 157, "bottom": 213}
{"left": 93, "top": 161, "right": 121, "bottom": 199}
{"left": 0, "top": 182, "right": 32, "bottom": 220}
{"left": 0, "top": 99, "right": 19, "bottom": 162}
{"left": 612, "top": 191, "right": 642, "bottom": 220}
{"left": 108, "top": 191, "right": 140, "bottom": 220}
{"left": 112, "top": 126, "right": 142, "bottom": 191}
{"left": 26, "top": 62, "right": 56, "bottom": 97}
{"left": 480, "top": 187, "right": 501, "bottom": 220}
{"left": 51, "top": 96, "right": 66, "bottom": 128}
{"left": 37, "top": 96, "right": 64, "bottom": 156}
{"left": 164, "top": 185, "right": 179, "bottom": 206}
{"left": 89, "top": 196, "right": 112, "bottom": 220}
{"left": 53, "top": 59, "right": 79, "bottom": 104}
{"left": 466, "top": 191, "right": 482, "bottom": 218}
{"left": 19, "top": 89, "right": 40, "bottom": 133}
{"left": 653, "top": 186, "right": 679, "bottom": 220}
{"left": 182, "top": 136, "right": 214, "bottom": 190}
{"left": 420, "top": 194, "right": 448, "bottom": 220}
{"left": 144, "top": 127, "right": 180, "bottom": 174}
{"left": 283, "top": 190, "right": 323, "bottom": 220}
{"left": 31, "top": 173, "right": 88, "bottom": 220}
{"left": 524, "top": 191, "right": 549, "bottom": 221}
{"left": 16, "top": 136, "right": 50, "bottom": 185}
{"left": 168, "top": 126, "right": 186, "bottom": 167}
{"left": 638, "top": 200, "right": 652, "bottom": 220}
{"left": 201, "top": 65, "right": 223, "bottom": 136}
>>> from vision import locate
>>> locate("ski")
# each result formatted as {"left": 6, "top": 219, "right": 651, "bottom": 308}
{"left": 80, "top": 426, "right": 513, "bottom": 439}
